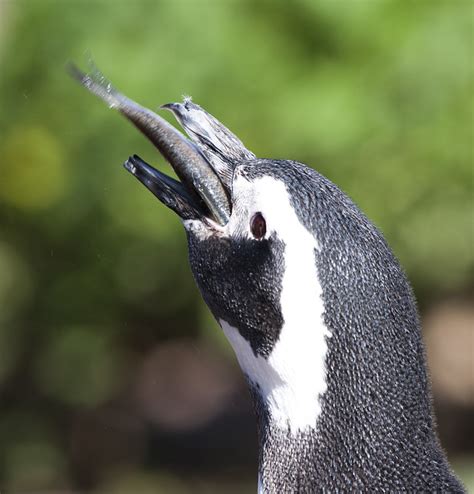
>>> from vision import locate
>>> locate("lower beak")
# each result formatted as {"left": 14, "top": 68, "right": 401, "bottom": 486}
{"left": 124, "top": 154, "right": 207, "bottom": 221}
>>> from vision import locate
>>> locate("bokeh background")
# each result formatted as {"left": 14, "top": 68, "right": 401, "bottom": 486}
{"left": 0, "top": 0, "right": 472, "bottom": 492}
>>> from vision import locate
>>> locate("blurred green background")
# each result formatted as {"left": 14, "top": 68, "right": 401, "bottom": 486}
{"left": 0, "top": 0, "right": 473, "bottom": 492}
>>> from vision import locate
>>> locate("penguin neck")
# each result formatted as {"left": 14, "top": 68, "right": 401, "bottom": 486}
{"left": 251, "top": 388, "right": 321, "bottom": 493}
{"left": 220, "top": 261, "right": 458, "bottom": 490}
{"left": 246, "top": 313, "right": 443, "bottom": 493}
{"left": 220, "top": 312, "right": 331, "bottom": 491}
{"left": 248, "top": 329, "right": 431, "bottom": 493}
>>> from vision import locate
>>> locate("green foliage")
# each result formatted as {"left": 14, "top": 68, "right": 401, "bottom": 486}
{"left": 0, "top": 0, "right": 472, "bottom": 491}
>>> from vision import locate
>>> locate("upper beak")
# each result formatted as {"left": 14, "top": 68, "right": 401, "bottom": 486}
{"left": 160, "top": 99, "right": 255, "bottom": 192}
{"left": 68, "top": 62, "right": 231, "bottom": 225}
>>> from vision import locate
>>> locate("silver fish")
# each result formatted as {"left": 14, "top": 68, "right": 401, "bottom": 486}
{"left": 68, "top": 62, "right": 231, "bottom": 225}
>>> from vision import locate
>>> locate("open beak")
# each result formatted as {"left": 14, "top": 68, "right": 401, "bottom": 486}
{"left": 68, "top": 62, "right": 231, "bottom": 225}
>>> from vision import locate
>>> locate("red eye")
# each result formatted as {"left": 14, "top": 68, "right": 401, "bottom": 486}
{"left": 250, "top": 212, "right": 266, "bottom": 240}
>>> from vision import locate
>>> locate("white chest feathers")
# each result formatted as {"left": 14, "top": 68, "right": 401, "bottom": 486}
{"left": 220, "top": 176, "right": 330, "bottom": 433}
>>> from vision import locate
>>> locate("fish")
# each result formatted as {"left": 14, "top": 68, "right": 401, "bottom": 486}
{"left": 68, "top": 61, "right": 231, "bottom": 225}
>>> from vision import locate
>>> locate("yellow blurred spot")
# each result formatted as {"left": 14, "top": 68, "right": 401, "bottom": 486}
{"left": 0, "top": 126, "right": 66, "bottom": 210}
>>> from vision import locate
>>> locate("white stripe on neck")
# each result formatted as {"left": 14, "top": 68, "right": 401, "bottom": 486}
{"left": 220, "top": 176, "right": 329, "bottom": 433}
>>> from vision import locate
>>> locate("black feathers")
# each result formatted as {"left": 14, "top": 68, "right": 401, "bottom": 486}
{"left": 187, "top": 232, "right": 285, "bottom": 358}
{"left": 240, "top": 160, "right": 465, "bottom": 492}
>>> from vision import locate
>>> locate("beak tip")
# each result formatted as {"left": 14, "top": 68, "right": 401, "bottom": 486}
{"left": 124, "top": 156, "right": 138, "bottom": 175}
{"left": 160, "top": 102, "right": 182, "bottom": 114}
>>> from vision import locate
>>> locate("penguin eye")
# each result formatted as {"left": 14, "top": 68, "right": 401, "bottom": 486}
{"left": 250, "top": 212, "right": 266, "bottom": 240}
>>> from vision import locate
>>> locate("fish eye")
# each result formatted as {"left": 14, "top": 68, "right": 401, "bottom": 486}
{"left": 250, "top": 212, "right": 266, "bottom": 240}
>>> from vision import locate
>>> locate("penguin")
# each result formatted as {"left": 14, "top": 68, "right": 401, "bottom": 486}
{"left": 70, "top": 64, "right": 465, "bottom": 493}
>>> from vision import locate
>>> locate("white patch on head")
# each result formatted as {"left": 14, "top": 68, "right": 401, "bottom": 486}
{"left": 220, "top": 174, "right": 330, "bottom": 433}
{"left": 183, "top": 219, "right": 210, "bottom": 240}
{"left": 183, "top": 218, "right": 224, "bottom": 240}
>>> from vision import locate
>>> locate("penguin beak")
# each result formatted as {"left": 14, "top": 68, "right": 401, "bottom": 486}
{"left": 124, "top": 154, "right": 221, "bottom": 222}
{"left": 68, "top": 62, "right": 231, "bottom": 225}
{"left": 122, "top": 130, "right": 232, "bottom": 225}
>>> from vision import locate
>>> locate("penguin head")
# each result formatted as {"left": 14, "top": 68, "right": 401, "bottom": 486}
{"left": 123, "top": 95, "right": 345, "bottom": 431}
{"left": 116, "top": 96, "right": 414, "bottom": 433}
{"left": 183, "top": 158, "right": 321, "bottom": 359}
